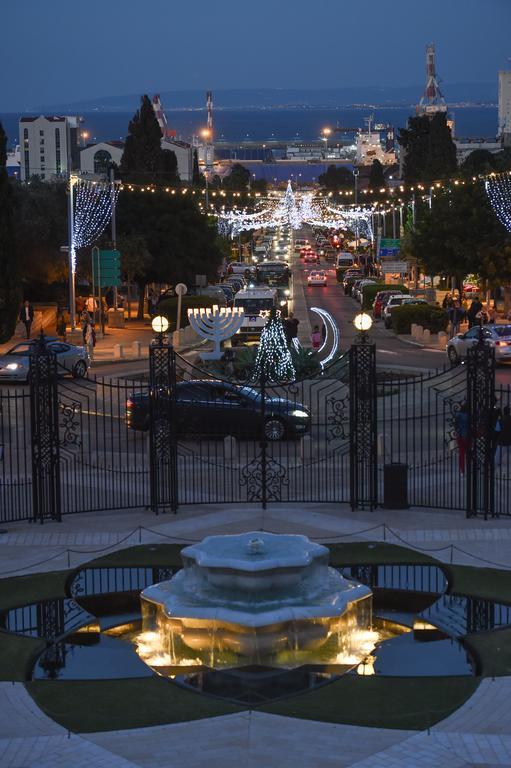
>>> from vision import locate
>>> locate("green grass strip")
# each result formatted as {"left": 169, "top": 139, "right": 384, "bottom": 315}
{"left": 0, "top": 570, "right": 70, "bottom": 611}
{"left": 260, "top": 676, "right": 479, "bottom": 730}
{"left": 0, "top": 631, "right": 46, "bottom": 681}
{"left": 85, "top": 543, "right": 184, "bottom": 568}
{"left": 27, "top": 678, "right": 243, "bottom": 732}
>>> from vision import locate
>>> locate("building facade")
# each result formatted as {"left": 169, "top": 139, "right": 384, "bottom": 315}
{"left": 19, "top": 115, "right": 80, "bottom": 181}
{"left": 498, "top": 70, "right": 511, "bottom": 146}
{"left": 80, "top": 141, "right": 124, "bottom": 176}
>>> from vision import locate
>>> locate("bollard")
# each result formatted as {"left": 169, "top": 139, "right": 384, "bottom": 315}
{"left": 301, "top": 435, "right": 313, "bottom": 462}
{"left": 437, "top": 331, "right": 448, "bottom": 348}
{"left": 114, "top": 344, "right": 125, "bottom": 360}
{"left": 377, "top": 433, "right": 386, "bottom": 459}
{"left": 132, "top": 340, "right": 141, "bottom": 359}
{"left": 224, "top": 435, "right": 237, "bottom": 461}
{"left": 410, "top": 323, "right": 418, "bottom": 339}
{"left": 422, "top": 329, "right": 431, "bottom": 344}
{"left": 414, "top": 325, "right": 424, "bottom": 341}
{"left": 172, "top": 330, "right": 181, "bottom": 350}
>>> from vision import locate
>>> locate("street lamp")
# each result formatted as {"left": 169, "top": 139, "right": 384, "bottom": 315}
{"left": 200, "top": 128, "right": 212, "bottom": 209}
{"left": 353, "top": 312, "right": 372, "bottom": 342}
{"left": 322, "top": 127, "right": 332, "bottom": 159}
{"left": 151, "top": 315, "right": 169, "bottom": 341}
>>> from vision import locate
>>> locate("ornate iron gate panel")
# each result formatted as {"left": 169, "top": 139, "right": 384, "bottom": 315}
{"left": 349, "top": 340, "right": 377, "bottom": 510}
{"left": 0, "top": 386, "right": 32, "bottom": 522}
{"left": 466, "top": 340, "right": 495, "bottom": 518}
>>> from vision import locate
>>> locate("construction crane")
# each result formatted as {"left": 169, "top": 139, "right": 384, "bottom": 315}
{"left": 417, "top": 44, "right": 447, "bottom": 115}
{"left": 151, "top": 94, "right": 176, "bottom": 139}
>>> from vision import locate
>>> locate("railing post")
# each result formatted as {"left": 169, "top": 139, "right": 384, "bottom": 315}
{"left": 29, "top": 334, "right": 61, "bottom": 523}
{"left": 466, "top": 329, "right": 495, "bottom": 519}
{"left": 349, "top": 336, "right": 377, "bottom": 511}
{"left": 149, "top": 332, "right": 178, "bottom": 514}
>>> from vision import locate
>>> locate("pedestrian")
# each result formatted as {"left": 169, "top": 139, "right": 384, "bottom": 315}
{"left": 454, "top": 402, "right": 470, "bottom": 475}
{"left": 448, "top": 302, "right": 465, "bottom": 338}
{"left": 84, "top": 320, "right": 96, "bottom": 360}
{"left": 467, "top": 297, "right": 483, "bottom": 328}
{"left": 85, "top": 295, "right": 96, "bottom": 315}
{"left": 495, "top": 406, "right": 511, "bottom": 468}
{"left": 81, "top": 309, "right": 92, "bottom": 344}
{"left": 487, "top": 305, "right": 497, "bottom": 324}
{"left": 19, "top": 300, "right": 34, "bottom": 339}
{"left": 311, "top": 325, "right": 322, "bottom": 350}
{"left": 287, "top": 312, "right": 299, "bottom": 343}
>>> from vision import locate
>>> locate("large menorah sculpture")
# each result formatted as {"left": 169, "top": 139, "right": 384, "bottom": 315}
{"left": 187, "top": 305, "right": 245, "bottom": 359}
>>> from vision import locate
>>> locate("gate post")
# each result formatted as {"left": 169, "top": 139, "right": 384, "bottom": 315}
{"left": 29, "top": 334, "right": 61, "bottom": 523}
{"left": 259, "top": 369, "right": 268, "bottom": 510}
{"left": 149, "top": 324, "right": 178, "bottom": 514}
{"left": 349, "top": 330, "right": 377, "bottom": 511}
{"left": 466, "top": 330, "right": 495, "bottom": 519}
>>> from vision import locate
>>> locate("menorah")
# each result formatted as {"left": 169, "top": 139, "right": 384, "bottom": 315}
{"left": 187, "top": 305, "right": 245, "bottom": 360}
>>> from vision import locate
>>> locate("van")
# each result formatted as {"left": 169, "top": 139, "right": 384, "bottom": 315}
{"left": 336, "top": 252, "right": 356, "bottom": 271}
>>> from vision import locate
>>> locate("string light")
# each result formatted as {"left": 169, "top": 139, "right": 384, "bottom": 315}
{"left": 485, "top": 173, "right": 511, "bottom": 232}
{"left": 71, "top": 179, "right": 119, "bottom": 271}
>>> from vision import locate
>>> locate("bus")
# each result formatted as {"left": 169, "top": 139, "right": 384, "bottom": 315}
{"left": 233, "top": 287, "right": 278, "bottom": 343}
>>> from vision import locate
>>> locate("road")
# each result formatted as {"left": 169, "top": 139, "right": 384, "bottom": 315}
{"left": 290, "top": 227, "right": 511, "bottom": 383}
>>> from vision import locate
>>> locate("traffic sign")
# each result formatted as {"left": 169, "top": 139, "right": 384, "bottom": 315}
{"left": 380, "top": 238, "right": 400, "bottom": 249}
{"left": 95, "top": 249, "right": 121, "bottom": 287}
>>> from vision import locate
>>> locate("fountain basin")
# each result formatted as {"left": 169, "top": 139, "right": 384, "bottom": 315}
{"left": 140, "top": 532, "right": 373, "bottom": 667}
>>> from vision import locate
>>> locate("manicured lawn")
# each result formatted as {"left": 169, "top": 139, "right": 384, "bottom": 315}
{"left": 328, "top": 541, "right": 437, "bottom": 567}
{"left": 465, "top": 627, "right": 511, "bottom": 677}
{"left": 0, "top": 631, "right": 46, "bottom": 681}
{"left": 448, "top": 565, "right": 511, "bottom": 604}
{"left": 86, "top": 543, "right": 184, "bottom": 568}
{"left": 0, "top": 570, "right": 70, "bottom": 611}
{"left": 261, "top": 675, "right": 479, "bottom": 731}
{"left": 27, "top": 678, "right": 242, "bottom": 732}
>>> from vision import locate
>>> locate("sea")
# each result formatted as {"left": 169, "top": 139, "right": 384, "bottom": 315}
{"left": 1, "top": 106, "right": 498, "bottom": 147}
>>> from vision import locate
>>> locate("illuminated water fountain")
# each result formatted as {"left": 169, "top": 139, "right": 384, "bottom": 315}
{"left": 137, "top": 532, "right": 376, "bottom": 673}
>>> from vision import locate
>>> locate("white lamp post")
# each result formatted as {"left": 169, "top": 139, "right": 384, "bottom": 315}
{"left": 353, "top": 312, "right": 373, "bottom": 342}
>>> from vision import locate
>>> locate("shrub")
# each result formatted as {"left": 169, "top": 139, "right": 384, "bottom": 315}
{"left": 391, "top": 304, "right": 448, "bottom": 334}
{"left": 157, "top": 296, "right": 221, "bottom": 331}
{"left": 362, "top": 283, "right": 409, "bottom": 310}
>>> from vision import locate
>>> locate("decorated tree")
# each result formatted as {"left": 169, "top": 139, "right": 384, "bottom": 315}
{"left": 254, "top": 309, "right": 296, "bottom": 382}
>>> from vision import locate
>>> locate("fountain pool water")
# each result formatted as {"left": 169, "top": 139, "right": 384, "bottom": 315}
{"left": 137, "top": 532, "right": 376, "bottom": 672}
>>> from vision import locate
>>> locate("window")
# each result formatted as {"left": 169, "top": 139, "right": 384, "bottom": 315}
{"left": 40, "top": 138, "right": 44, "bottom": 145}
{"left": 56, "top": 150, "right": 61, "bottom": 174}
{"left": 24, "top": 150, "right": 30, "bottom": 177}
{"left": 55, "top": 128, "right": 60, "bottom": 148}
{"left": 39, "top": 130, "right": 44, "bottom": 136}
{"left": 23, "top": 128, "right": 29, "bottom": 149}
{"left": 93, "top": 149, "right": 112, "bottom": 175}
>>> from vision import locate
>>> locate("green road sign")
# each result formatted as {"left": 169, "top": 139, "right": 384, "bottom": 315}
{"left": 95, "top": 249, "right": 121, "bottom": 287}
{"left": 380, "top": 238, "right": 401, "bottom": 249}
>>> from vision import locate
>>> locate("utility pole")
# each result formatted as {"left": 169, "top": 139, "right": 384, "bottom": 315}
{"left": 67, "top": 173, "right": 77, "bottom": 330}
{"left": 110, "top": 166, "right": 118, "bottom": 310}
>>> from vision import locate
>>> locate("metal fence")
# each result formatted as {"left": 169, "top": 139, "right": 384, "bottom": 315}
{"left": 0, "top": 333, "right": 508, "bottom": 523}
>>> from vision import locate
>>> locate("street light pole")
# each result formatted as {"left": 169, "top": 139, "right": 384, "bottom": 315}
{"left": 353, "top": 168, "right": 359, "bottom": 205}
{"left": 67, "top": 173, "right": 77, "bottom": 330}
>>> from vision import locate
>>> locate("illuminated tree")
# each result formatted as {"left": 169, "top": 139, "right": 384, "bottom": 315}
{"left": 254, "top": 309, "right": 296, "bottom": 382}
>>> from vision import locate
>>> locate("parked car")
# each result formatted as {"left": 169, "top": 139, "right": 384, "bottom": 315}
{"left": 126, "top": 380, "right": 311, "bottom": 441}
{"left": 446, "top": 325, "right": 511, "bottom": 365}
{"left": 354, "top": 280, "right": 377, "bottom": 304}
{"left": 307, "top": 270, "right": 327, "bottom": 286}
{"left": 0, "top": 338, "right": 90, "bottom": 382}
{"left": 227, "top": 262, "right": 255, "bottom": 276}
{"left": 373, "top": 290, "right": 403, "bottom": 319}
{"left": 215, "top": 284, "right": 235, "bottom": 305}
{"left": 383, "top": 296, "right": 428, "bottom": 329}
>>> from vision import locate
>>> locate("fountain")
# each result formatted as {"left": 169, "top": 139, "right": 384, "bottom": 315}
{"left": 137, "top": 532, "right": 375, "bottom": 672}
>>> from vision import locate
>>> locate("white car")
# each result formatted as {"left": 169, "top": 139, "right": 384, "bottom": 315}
{"left": 447, "top": 325, "right": 511, "bottom": 365}
{"left": 227, "top": 262, "right": 254, "bottom": 275}
{"left": 383, "top": 296, "right": 428, "bottom": 328}
{"left": 0, "top": 338, "right": 90, "bottom": 382}
{"left": 307, "top": 270, "right": 327, "bottom": 286}
{"left": 354, "top": 280, "right": 377, "bottom": 303}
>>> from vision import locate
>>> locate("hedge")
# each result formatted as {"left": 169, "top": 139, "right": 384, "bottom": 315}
{"left": 362, "top": 283, "right": 408, "bottom": 310}
{"left": 391, "top": 303, "right": 448, "bottom": 334}
{"left": 157, "top": 296, "right": 222, "bottom": 331}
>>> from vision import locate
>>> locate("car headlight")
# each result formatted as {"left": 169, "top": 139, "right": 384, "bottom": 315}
{"left": 280, "top": 300, "right": 287, "bottom": 306}
{"left": 6, "top": 363, "right": 20, "bottom": 370}
{"left": 284, "top": 289, "right": 290, "bottom": 296}
{"left": 290, "top": 409, "right": 309, "bottom": 418}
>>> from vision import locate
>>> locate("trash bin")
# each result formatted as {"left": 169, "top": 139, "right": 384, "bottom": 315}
{"left": 383, "top": 463, "right": 409, "bottom": 509}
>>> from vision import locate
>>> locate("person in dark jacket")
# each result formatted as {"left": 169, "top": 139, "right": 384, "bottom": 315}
{"left": 467, "top": 297, "right": 483, "bottom": 328}
{"left": 19, "top": 301, "right": 34, "bottom": 339}
{"left": 495, "top": 406, "right": 511, "bottom": 467}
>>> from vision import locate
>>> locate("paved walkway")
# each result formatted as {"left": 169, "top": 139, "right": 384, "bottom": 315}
{"left": 2, "top": 503, "right": 511, "bottom": 766}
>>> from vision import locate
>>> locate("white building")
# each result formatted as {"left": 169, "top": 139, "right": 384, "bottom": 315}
{"left": 19, "top": 115, "right": 80, "bottom": 181}
{"left": 80, "top": 141, "right": 124, "bottom": 176}
{"left": 161, "top": 138, "right": 193, "bottom": 181}
{"left": 498, "top": 70, "right": 511, "bottom": 146}
{"left": 6, "top": 145, "right": 20, "bottom": 178}
{"left": 356, "top": 131, "right": 396, "bottom": 166}
{"left": 455, "top": 138, "right": 503, "bottom": 164}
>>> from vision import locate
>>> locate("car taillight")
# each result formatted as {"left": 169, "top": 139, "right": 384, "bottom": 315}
{"left": 126, "top": 399, "right": 134, "bottom": 408}
{"left": 495, "top": 341, "right": 508, "bottom": 347}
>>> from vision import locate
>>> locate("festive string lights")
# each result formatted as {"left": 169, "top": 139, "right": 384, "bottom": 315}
{"left": 485, "top": 173, "right": 511, "bottom": 232}
{"left": 70, "top": 178, "right": 119, "bottom": 271}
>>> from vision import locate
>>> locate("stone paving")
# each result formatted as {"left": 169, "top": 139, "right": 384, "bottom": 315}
{"left": 1, "top": 502, "right": 511, "bottom": 766}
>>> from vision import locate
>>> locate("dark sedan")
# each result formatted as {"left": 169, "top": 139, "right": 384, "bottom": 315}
{"left": 126, "top": 380, "right": 310, "bottom": 441}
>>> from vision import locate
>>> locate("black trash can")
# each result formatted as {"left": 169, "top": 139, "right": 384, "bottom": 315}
{"left": 383, "top": 463, "right": 409, "bottom": 509}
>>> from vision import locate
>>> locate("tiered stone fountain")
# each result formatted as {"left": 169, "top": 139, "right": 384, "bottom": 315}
{"left": 138, "top": 532, "right": 374, "bottom": 671}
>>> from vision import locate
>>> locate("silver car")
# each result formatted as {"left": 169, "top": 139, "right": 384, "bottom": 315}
{"left": 0, "top": 338, "right": 90, "bottom": 382}
{"left": 447, "top": 325, "right": 511, "bottom": 365}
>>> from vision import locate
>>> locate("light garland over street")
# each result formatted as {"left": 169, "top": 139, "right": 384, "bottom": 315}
{"left": 485, "top": 173, "right": 511, "bottom": 232}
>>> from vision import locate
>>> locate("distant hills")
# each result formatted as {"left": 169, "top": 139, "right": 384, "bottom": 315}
{"left": 33, "top": 84, "right": 497, "bottom": 113}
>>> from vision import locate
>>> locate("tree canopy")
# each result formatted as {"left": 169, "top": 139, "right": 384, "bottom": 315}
{"left": 0, "top": 122, "right": 20, "bottom": 341}
{"left": 398, "top": 113, "right": 457, "bottom": 183}
{"left": 120, "top": 95, "right": 180, "bottom": 185}
{"left": 222, "top": 163, "right": 251, "bottom": 190}
{"left": 368, "top": 159, "right": 386, "bottom": 191}
{"left": 318, "top": 164, "right": 354, "bottom": 190}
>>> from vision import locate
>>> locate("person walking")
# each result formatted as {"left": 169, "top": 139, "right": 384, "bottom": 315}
{"left": 495, "top": 406, "right": 511, "bottom": 469}
{"left": 449, "top": 302, "right": 465, "bottom": 338}
{"left": 467, "top": 297, "right": 483, "bottom": 329}
{"left": 311, "top": 325, "right": 322, "bottom": 350}
{"left": 287, "top": 312, "right": 299, "bottom": 344}
{"left": 84, "top": 319, "right": 96, "bottom": 360}
{"left": 454, "top": 402, "right": 470, "bottom": 475}
{"left": 19, "top": 300, "right": 34, "bottom": 339}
